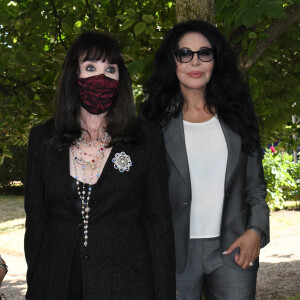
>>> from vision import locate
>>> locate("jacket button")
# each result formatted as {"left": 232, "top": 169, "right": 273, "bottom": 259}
{"left": 83, "top": 255, "right": 89, "bottom": 260}
{"left": 78, "top": 223, "right": 83, "bottom": 228}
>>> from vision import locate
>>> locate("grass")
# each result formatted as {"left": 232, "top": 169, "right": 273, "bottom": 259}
{"left": 283, "top": 200, "right": 300, "bottom": 210}
{"left": 286, "top": 294, "right": 300, "bottom": 300}
{"left": 0, "top": 195, "right": 25, "bottom": 234}
{"left": 0, "top": 195, "right": 25, "bottom": 221}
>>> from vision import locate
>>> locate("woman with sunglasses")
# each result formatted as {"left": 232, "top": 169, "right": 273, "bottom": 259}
{"left": 141, "top": 20, "right": 270, "bottom": 299}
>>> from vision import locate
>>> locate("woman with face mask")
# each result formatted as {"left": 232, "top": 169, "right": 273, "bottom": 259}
{"left": 24, "top": 31, "right": 176, "bottom": 299}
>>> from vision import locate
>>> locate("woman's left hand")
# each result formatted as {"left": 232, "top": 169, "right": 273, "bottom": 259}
{"left": 223, "top": 230, "right": 261, "bottom": 269}
{"left": 0, "top": 256, "right": 7, "bottom": 286}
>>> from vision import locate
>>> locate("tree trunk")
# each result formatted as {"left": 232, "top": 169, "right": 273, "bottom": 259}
{"left": 175, "top": 0, "right": 215, "bottom": 23}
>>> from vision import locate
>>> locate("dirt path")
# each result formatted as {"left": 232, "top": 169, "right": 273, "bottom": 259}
{"left": 256, "top": 210, "right": 300, "bottom": 300}
{"left": 0, "top": 210, "right": 299, "bottom": 299}
{"left": 0, "top": 227, "right": 26, "bottom": 299}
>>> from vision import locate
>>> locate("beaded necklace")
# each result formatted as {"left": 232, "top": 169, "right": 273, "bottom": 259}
{"left": 71, "top": 127, "right": 110, "bottom": 247}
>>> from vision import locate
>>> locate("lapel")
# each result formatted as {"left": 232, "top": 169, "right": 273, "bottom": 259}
{"left": 219, "top": 118, "right": 242, "bottom": 192}
{"left": 163, "top": 112, "right": 191, "bottom": 192}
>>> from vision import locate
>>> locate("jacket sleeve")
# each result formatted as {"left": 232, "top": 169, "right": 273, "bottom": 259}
{"left": 142, "top": 121, "right": 176, "bottom": 299}
{"left": 245, "top": 147, "right": 270, "bottom": 248}
{"left": 24, "top": 125, "right": 49, "bottom": 286}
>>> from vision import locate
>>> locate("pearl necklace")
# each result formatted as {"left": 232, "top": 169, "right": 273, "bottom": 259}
{"left": 79, "top": 129, "right": 103, "bottom": 148}
{"left": 72, "top": 128, "right": 110, "bottom": 247}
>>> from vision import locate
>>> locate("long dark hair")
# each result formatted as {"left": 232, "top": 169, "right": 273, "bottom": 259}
{"left": 45, "top": 31, "right": 140, "bottom": 150}
{"left": 141, "top": 20, "right": 260, "bottom": 153}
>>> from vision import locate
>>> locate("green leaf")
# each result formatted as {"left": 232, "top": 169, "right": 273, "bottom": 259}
{"left": 127, "top": 55, "right": 154, "bottom": 81}
{"left": 119, "top": 19, "right": 135, "bottom": 31}
{"left": 29, "top": 11, "right": 44, "bottom": 29}
{"left": 248, "top": 40, "right": 257, "bottom": 56}
{"left": 74, "top": 20, "right": 83, "bottom": 28}
{"left": 62, "top": 22, "right": 73, "bottom": 35}
{"left": 0, "top": 12, "right": 9, "bottom": 24}
{"left": 62, "top": 14, "right": 75, "bottom": 35}
{"left": 3, "top": 148, "right": 13, "bottom": 159}
{"left": 145, "top": 25, "right": 156, "bottom": 35}
{"left": 115, "top": 14, "right": 129, "bottom": 20}
{"left": 242, "top": 37, "right": 248, "bottom": 50}
{"left": 241, "top": 8, "right": 261, "bottom": 27}
{"left": 122, "top": 46, "right": 130, "bottom": 54}
{"left": 142, "top": 14, "right": 154, "bottom": 23}
{"left": 259, "top": 0, "right": 286, "bottom": 18}
{"left": 152, "top": 32, "right": 164, "bottom": 39}
{"left": 248, "top": 32, "right": 257, "bottom": 39}
{"left": 134, "top": 22, "right": 146, "bottom": 36}
{"left": 222, "top": 6, "right": 237, "bottom": 23}
{"left": 15, "top": 51, "right": 26, "bottom": 63}
{"left": 125, "top": 8, "right": 135, "bottom": 17}
{"left": 234, "top": 7, "right": 249, "bottom": 28}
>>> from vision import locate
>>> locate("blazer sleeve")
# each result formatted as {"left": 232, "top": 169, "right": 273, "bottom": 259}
{"left": 24, "top": 125, "right": 49, "bottom": 286}
{"left": 245, "top": 147, "right": 270, "bottom": 248}
{"left": 142, "top": 122, "right": 176, "bottom": 299}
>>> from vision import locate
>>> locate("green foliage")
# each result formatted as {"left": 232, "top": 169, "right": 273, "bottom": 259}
{"left": 0, "top": 0, "right": 175, "bottom": 166}
{"left": 216, "top": 0, "right": 300, "bottom": 146}
{"left": 0, "top": 0, "right": 299, "bottom": 206}
{"left": 1, "top": 0, "right": 299, "bottom": 153}
{"left": 263, "top": 149, "right": 299, "bottom": 211}
{"left": 0, "top": 146, "right": 27, "bottom": 194}
{"left": 216, "top": 0, "right": 286, "bottom": 28}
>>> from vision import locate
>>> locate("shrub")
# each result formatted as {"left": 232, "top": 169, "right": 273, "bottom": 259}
{"left": 263, "top": 149, "right": 299, "bottom": 211}
{"left": 0, "top": 146, "right": 27, "bottom": 195}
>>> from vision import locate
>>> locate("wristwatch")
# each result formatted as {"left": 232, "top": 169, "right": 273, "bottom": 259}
{"left": 248, "top": 226, "right": 262, "bottom": 237}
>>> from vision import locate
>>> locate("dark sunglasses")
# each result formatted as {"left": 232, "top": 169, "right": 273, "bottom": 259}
{"left": 175, "top": 48, "right": 214, "bottom": 63}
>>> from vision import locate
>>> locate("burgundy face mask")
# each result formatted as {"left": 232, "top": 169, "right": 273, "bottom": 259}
{"left": 77, "top": 74, "right": 120, "bottom": 115}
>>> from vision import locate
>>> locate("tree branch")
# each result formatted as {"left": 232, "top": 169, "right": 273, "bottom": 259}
{"left": 49, "top": 0, "right": 67, "bottom": 50}
{"left": 0, "top": 75, "right": 40, "bottom": 96}
{"left": 85, "top": 0, "right": 96, "bottom": 29}
{"left": 239, "top": 4, "right": 300, "bottom": 74}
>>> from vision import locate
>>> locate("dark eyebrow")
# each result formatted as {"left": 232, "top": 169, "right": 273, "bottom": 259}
{"left": 82, "top": 59, "right": 97, "bottom": 63}
{"left": 178, "top": 47, "right": 212, "bottom": 50}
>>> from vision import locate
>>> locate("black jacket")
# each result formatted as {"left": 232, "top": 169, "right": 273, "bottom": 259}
{"left": 24, "top": 120, "right": 176, "bottom": 299}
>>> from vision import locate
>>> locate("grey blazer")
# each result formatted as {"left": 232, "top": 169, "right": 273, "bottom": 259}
{"left": 163, "top": 112, "right": 270, "bottom": 273}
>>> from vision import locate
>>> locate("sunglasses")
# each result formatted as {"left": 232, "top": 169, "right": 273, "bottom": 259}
{"left": 175, "top": 48, "right": 214, "bottom": 63}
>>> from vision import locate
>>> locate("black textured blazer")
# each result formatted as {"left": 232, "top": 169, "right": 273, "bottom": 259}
{"left": 24, "top": 120, "right": 176, "bottom": 299}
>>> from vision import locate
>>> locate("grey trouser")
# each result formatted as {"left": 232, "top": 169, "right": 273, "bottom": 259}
{"left": 176, "top": 238, "right": 257, "bottom": 300}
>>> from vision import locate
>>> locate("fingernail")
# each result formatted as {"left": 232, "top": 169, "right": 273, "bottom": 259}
{"left": 222, "top": 251, "right": 227, "bottom": 255}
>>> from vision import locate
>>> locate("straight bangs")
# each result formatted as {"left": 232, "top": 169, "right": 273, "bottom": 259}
{"left": 76, "top": 33, "right": 121, "bottom": 65}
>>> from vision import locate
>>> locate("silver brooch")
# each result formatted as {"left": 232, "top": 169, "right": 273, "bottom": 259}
{"left": 112, "top": 152, "right": 132, "bottom": 172}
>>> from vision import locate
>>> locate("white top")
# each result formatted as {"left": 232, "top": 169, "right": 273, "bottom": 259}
{"left": 183, "top": 116, "right": 228, "bottom": 238}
